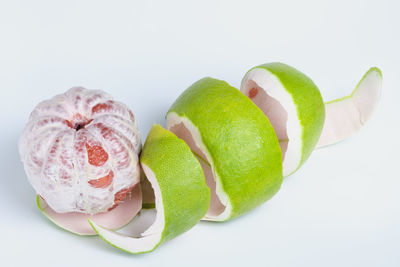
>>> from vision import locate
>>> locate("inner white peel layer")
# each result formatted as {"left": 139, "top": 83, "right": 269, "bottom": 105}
{"left": 241, "top": 68, "right": 303, "bottom": 177}
{"left": 89, "top": 164, "right": 164, "bottom": 253}
{"left": 317, "top": 68, "right": 382, "bottom": 148}
{"left": 37, "top": 183, "right": 142, "bottom": 235}
{"left": 166, "top": 112, "right": 232, "bottom": 221}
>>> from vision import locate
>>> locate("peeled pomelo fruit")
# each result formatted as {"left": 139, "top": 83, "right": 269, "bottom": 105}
{"left": 166, "top": 77, "right": 283, "bottom": 221}
{"left": 90, "top": 124, "right": 210, "bottom": 254}
{"left": 241, "top": 62, "right": 325, "bottom": 177}
{"left": 317, "top": 67, "right": 382, "bottom": 148}
{"left": 19, "top": 87, "right": 142, "bottom": 235}
{"left": 37, "top": 184, "right": 142, "bottom": 235}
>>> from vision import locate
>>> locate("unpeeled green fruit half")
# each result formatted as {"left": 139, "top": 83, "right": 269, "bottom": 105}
{"left": 166, "top": 77, "right": 283, "bottom": 221}
{"left": 89, "top": 124, "right": 210, "bottom": 254}
{"left": 241, "top": 62, "right": 325, "bottom": 177}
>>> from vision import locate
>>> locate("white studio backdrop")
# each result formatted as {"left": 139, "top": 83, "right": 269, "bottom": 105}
{"left": 0, "top": 0, "right": 399, "bottom": 266}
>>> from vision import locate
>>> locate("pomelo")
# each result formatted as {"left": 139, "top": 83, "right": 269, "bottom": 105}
{"left": 20, "top": 64, "right": 382, "bottom": 252}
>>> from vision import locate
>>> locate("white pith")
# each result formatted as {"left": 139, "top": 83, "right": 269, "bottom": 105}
{"left": 37, "top": 183, "right": 142, "bottom": 235}
{"left": 90, "top": 164, "right": 164, "bottom": 253}
{"left": 317, "top": 68, "right": 382, "bottom": 148}
{"left": 166, "top": 112, "right": 232, "bottom": 221}
{"left": 241, "top": 68, "right": 303, "bottom": 177}
{"left": 18, "top": 87, "right": 142, "bottom": 214}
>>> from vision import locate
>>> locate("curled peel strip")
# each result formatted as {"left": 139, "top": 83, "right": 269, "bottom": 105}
{"left": 241, "top": 63, "right": 382, "bottom": 164}
{"left": 88, "top": 64, "right": 382, "bottom": 253}
{"left": 317, "top": 67, "right": 382, "bottom": 148}
{"left": 166, "top": 78, "right": 283, "bottom": 221}
{"left": 90, "top": 125, "right": 210, "bottom": 254}
{"left": 241, "top": 62, "right": 325, "bottom": 177}
{"left": 90, "top": 78, "right": 283, "bottom": 252}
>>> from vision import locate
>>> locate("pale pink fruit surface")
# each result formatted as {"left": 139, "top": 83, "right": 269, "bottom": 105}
{"left": 37, "top": 183, "right": 142, "bottom": 235}
{"left": 19, "top": 87, "right": 142, "bottom": 215}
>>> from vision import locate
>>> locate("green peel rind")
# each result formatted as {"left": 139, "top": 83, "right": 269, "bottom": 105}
{"left": 167, "top": 77, "right": 283, "bottom": 220}
{"left": 141, "top": 125, "right": 210, "bottom": 243}
{"left": 244, "top": 63, "right": 325, "bottom": 174}
{"left": 90, "top": 124, "right": 210, "bottom": 254}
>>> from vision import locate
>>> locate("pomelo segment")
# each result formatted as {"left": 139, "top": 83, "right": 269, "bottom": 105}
{"left": 241, "top": 63, "right": 325, "bottom": 177}
{"left": 37, "top": 183, "right": 142, "bottom": 235}
{"left": 317, "top": 67, "right": 382, "bottom": 148}
{"left": 90, "top": 125, "right": 210, "bottom": 254}
{"left": 166, "top": 77, "right": 282, "bottom": 221}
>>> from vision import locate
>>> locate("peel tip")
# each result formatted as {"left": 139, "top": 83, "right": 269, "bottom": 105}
{"left": 367, "top": 66, "right": 383, "bottom": 78}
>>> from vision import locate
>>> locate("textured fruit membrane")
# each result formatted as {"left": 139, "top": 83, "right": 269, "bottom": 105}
{"left": 244, "top": 80, "right": 289, "bottom": 160}
{"left": 169, "top": 122, "right": 226, "bottom": 217}
{"left": 19, "top": 87, "right": 142, "bottom": 214}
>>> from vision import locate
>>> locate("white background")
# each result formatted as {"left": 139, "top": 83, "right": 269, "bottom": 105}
{"left": 0, "top": 0, "right": 399, "bottom": 266}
